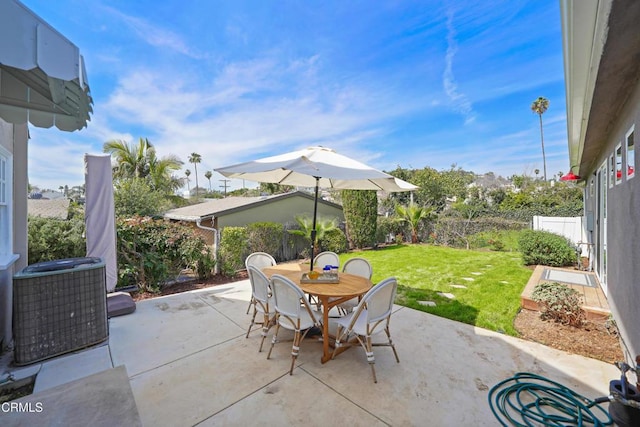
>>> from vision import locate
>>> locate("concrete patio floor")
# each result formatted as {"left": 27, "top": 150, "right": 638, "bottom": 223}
{"left": 3, "top": 279, "right": 620, "bottom": 426}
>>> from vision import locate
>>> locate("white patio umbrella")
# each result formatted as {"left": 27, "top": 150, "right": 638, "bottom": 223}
{"left": 215, "top": 146, "right": 418, "bottom": 269}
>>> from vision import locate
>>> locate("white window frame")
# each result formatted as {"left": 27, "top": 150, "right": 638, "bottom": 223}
{"left": 609, "top": 153, "right": 615, "bottom": 188}
{"left": 626, "top": 125, "right": 635, "bottom": 180}
{"left": 0, "top": 145, "right": 12, "bottom": 257}
{"left": 615, "top": 143, "right": 623, "bottom": 185}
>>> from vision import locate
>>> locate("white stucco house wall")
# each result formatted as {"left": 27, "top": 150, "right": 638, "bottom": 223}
{"left": 560, "top": 0, "right": 640, "bottom": 362}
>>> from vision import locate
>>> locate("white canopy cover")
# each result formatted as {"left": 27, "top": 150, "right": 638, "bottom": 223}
{"left": 215, "top": 146, "right": 418, "bottom": 192}
{"left": 0, "top": 0, "right": 92, "bottom": 131}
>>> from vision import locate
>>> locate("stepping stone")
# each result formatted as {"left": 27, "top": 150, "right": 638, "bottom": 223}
{"left": 437, "top": 292, "right": 456, "bottom": 299}
{"left": 462, "top": 277, "right": 475, "bottom": 281}
{"left": 471, "top": 272, "right": 482, "bottom": 275}
{"left": 418, "top": 300, "right": 436, "bottom": 307}
{"left": 451, "top": 284, "right": 467, "bottom": 289}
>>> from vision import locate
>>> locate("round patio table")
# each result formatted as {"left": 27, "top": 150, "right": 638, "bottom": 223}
{"left": 262, "top": 264, "right": 372, "bottom": 363}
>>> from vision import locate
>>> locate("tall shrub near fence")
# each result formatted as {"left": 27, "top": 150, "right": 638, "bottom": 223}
{"left": 246, "top": 222, "right": 283, "bottom": 259}
{"left": 219, "top": 226, "right": 249, "bottom": 276}
{"left": 342, "top": 189, "right": 378, "bottom": 248}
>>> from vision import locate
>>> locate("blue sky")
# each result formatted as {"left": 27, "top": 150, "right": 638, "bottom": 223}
{"left": 23, "top": 0, "right": 569, "bottom": 192}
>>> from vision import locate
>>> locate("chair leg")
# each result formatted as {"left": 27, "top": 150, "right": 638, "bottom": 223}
{"left": 365, "top": 336, "right": 377, "bottom": 383}
{"left": 259, "top": 313, "right": 272, "bottom": 352}
{"left": 246, "top": 296, "right": 254, "bottom": 314}
{"left": 245, "top": 306, "right": 258, "bottom": 338}
{"left": 385, "top": 326, "right": 400, "bottom": 363}
{"left": 267, "top": 320, "right": 280, "bottom": 360}
{"left": 289, "top": 330, "right": 301, "bottom": 375}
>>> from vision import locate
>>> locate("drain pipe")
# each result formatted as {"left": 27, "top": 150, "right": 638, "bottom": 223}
{"left": 196, "top": 216, "right": 220, "bottom": 274}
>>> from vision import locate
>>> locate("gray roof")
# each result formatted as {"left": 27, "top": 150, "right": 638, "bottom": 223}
{"left": 163, "top": 191, "right": 342, "bottom": 222}
{"left": 28, "top": 199, "right": 71, "bottom": 219}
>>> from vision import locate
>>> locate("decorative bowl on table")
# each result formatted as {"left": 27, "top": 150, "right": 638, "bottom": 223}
{"left": 300, "top": 272, "right": 340, "bottom": 284}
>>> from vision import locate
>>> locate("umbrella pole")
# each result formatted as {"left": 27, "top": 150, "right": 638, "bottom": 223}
{"left": 310, "top": 177, "right": 320, "bottom": 271}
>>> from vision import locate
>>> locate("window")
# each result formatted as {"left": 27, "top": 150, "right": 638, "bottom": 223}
{"left": 615, "top": 144, "right": 623, "bottom": 184}
{"left": 0, "top": 155, "right": 6, "bottom": 205}
{"left": 0, "top": 147, "right": 11, "bottom": 256}
{"left": 609, "top": 153, "right": 615, "bottom": 188}
{"left": 626, "top": 125, "right": 635, "bottom": 179}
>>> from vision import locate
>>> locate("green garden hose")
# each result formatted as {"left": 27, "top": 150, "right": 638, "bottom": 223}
{"left": 488, "top": 372, "right": 613, "bottom": 426}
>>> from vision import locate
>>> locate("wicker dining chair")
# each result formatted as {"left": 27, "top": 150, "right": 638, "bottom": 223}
{"left": 331, "top": 277, "right": 400, "bottom": 383}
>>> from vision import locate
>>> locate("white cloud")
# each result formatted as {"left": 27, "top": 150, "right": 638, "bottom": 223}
{"left": 442, "top": 9, "right": 476, "bottom": 125}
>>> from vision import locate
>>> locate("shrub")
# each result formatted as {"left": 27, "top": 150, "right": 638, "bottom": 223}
{"left": 320, "top": 228, "right": 348, "bottom": 254}
{"left": 114, "top": 178, "right": 171, "bottom": 217}
{"left": 376, "top": 216, "right": 403, "bottom": 244}
{"left": 434, "top": 217, "right": 527, "bottom": 248}
{"left": 518, "top": 229, "right": 575, "bottom": 267}
{"left": 531, "top": 282, "right": 585, "bottom": 327}
{"left": 28, "top": 216, "right": 86, "bottom": 263}
{"left": 219, "top": 226, "right": 249, "bottom": 276}
{"left": 246, "top": 222, "right": 283, "bottom": 259}
{"left": 117, "top": 217, "right": 214, "bottom": 292}
{"left": 342, "top": 189, "right": 378, "bottom": 248}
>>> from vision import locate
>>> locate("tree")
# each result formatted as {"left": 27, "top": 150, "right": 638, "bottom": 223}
{"left": 204, "top": 170, "right": 213, "bottom": 191}
{"left": 103, "top": 137, "right": 183, "bottom": 194}
{"left": 146, "top": 148, "right": 183, "bottom": 194}
{"left": 113, "top": 178, "right": 170, "bottom": 217}
{"left": 104, "top": 137, "right": 152, "bottom": 179}
{"left": 531, "top": 97, "right": 549, "bottom": 181}
{"left": 185, "top": 169, "right": 191, "bottom": 193}
{"left": 342, "top": 190, "right": 378, "bottom": 249}
{"left": 395, "top": 203, "right": 433, "bottom": 244}
{"left": 188, "top": 153, "right": 202, "bottom": 197}
{"left": 288, "top": 215, "right": 337, "bottom": 258}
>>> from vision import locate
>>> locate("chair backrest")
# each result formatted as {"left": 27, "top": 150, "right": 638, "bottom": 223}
{"left": 354, "top": 277, "right": 398, "bottom": 326}
{"left": 270, "top": 274, "right": 314, "bottom": 320}
{"left": 342, "top": 257, "right": 373, "bottom": 279}
{"left": 314, "top": 251, "right": 339, "bottom": 270}
{"left": 247, "top": 265, "right": 271, "bottom": 305}
{"left": 245, "top": 252, "right": 276, "bottom": 271}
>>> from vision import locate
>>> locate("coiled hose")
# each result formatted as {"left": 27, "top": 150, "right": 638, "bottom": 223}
{"left": 488, "top": 372, "right": 613, "bottom": 426}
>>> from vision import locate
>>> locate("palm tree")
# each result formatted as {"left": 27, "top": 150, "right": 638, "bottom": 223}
{"left": 185, "top": 169, "right": 191, "bottom": 194}
{"left": 531, "top": 97, "right": 549, "bottom": 181}
{"left": 395, "top": 203, "right": 433, "bottom": 244}
{"left": 103, "top": 137, "right": 183, "bottom": 194}
{"left": 103, "top": 137, "right": 153, "bottom": 179}
{"left": 188, "top": 153, "right": 202, "bottom": 197}
{"left": 288, "top": 215, "right": 337, "bottom": 258}
{"left": 204, "top": 170, "right": 213, "bottom": 192}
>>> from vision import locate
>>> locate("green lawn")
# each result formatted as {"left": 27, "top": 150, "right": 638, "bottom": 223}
{"left": 339, "top": 244, "right": 532, "bottom": 336}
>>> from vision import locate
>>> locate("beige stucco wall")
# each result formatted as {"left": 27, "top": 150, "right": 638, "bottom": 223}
{"left": 217, "top": 196, "right": 344, "bottom": 229}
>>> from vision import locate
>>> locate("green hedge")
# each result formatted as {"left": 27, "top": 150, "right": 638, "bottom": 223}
{"left": 320, "top": 228, "right": 348, "bottom": 254}
{"left": 342, "top": 189, "right": 378, "bottom": 248}
{"left": 246, "top": 222, "right": 282, "bottom": 259}
{"left": 518, "top": 229, "right": 575, "bottom": 267}
{"left": 27, "top": 215, "right": 86, "bottom": 263}
{"left": 219, "top": 226, "right": 249, "bottom": 276}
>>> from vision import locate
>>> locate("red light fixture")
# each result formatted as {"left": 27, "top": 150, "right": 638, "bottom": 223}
{"left": 560, "top": 171, "right": 581, "bottom": 181}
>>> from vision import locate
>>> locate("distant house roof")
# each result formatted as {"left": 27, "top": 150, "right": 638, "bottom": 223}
{"left": 27, "top": 198, "right": 70, "bottom": 219}
{"left": 163, "top": 191, "right": 342, "bottom": 222}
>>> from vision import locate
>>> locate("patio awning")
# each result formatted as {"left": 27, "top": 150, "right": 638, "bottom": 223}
{"left": 0, "top": 0, "right": 92, "bottom": 131}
